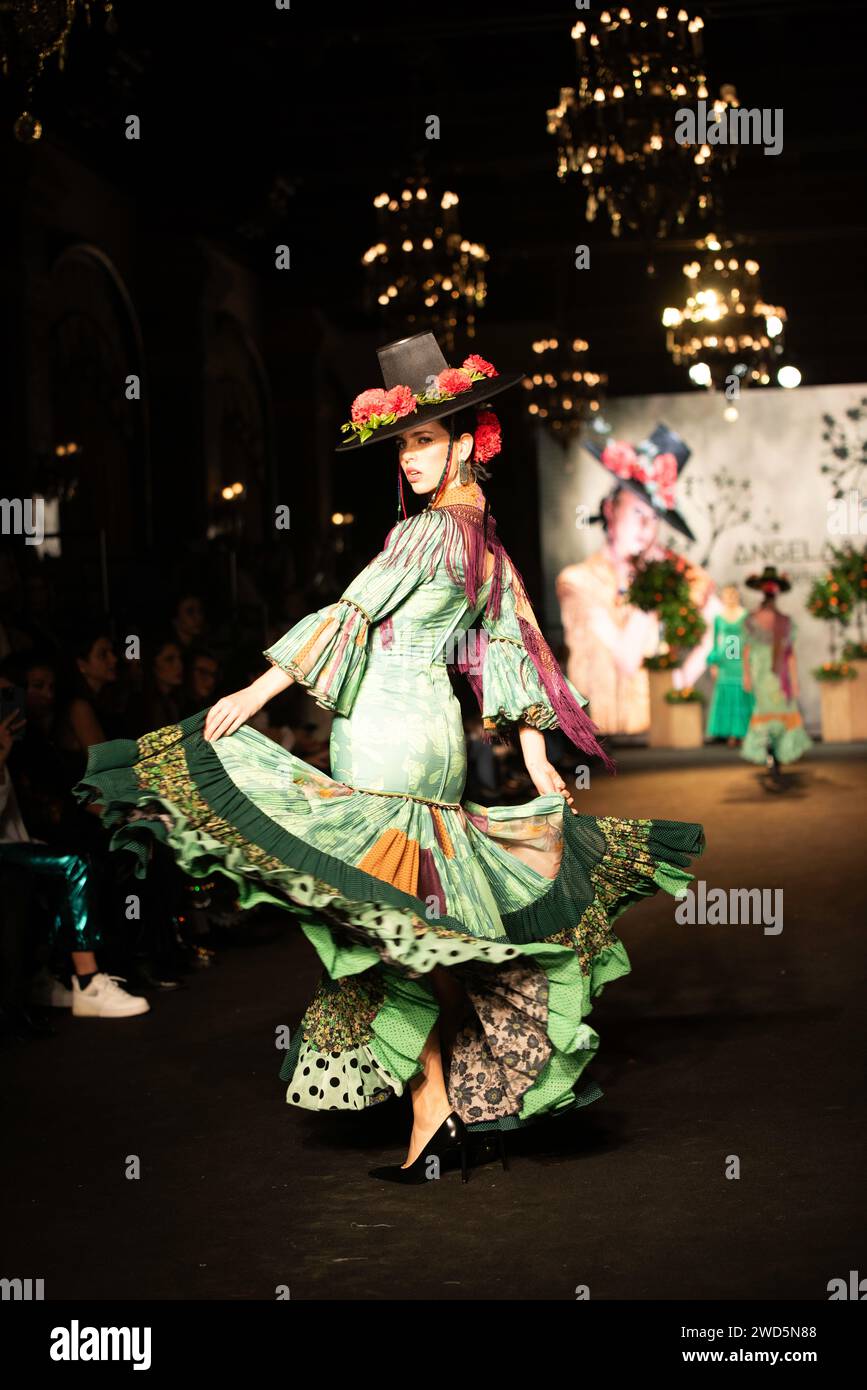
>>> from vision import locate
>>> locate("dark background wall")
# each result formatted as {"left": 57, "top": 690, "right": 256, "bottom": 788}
{"left": 1, "top": 0, "right": 864, "bottom": 634}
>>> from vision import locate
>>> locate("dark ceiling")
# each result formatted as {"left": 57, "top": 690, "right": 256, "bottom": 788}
{"left": 4, "top": 0, "right": 867, "bottom": 395}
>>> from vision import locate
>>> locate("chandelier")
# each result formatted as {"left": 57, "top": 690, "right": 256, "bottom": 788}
{"left": 523, "top": 336, "right": 608, "bottom": 446}
{"left": 361, "top": 172, "right": 488, "bottom": 355}
{"left": 662, "top": 233, "right": 799, "bottom": 407}
{"left": 0, "top": 0, "right": 116, "bottom": 141}
{"left": 546, "top": 4, "right": 738, "bottom": 242}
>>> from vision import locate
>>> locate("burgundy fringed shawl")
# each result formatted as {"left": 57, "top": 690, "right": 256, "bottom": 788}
{"left": 380, "top": 502, "right": 615, "bottom": 772}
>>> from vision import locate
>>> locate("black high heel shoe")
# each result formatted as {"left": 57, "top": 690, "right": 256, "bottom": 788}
{"left": 496, "top": 1131, "right": 509, "bottom": 1171}
{"left": 368, "top": 1111, "right": 470, "bottom": 1185}
{"left": 475, "top": 1129, "right": 509, "bottom": 1172}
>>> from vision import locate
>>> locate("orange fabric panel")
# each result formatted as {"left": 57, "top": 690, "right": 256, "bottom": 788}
{"left": 429, "top": 805, "right": 455, "bottom": 859}
{"left": 749, "top": 711, "right": 804, "bottom": 729}
{"left": 357, "top": 827, "right": 420, "bottom": 894}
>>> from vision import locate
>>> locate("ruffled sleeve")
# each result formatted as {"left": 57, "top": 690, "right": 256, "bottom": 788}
{"left": 264, "top": 508, "right": 447, "bottom": 715}
{"left": 476, "top": 549, "right": 613, "bottom": 771}
{"left": 479, "top": 574, "right": 588, "bottom": 733}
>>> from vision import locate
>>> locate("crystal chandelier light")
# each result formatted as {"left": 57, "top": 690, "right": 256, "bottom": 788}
{"left": 0, "top": 0, "right": 117, "bottom": 140}
{"left": 546, "top": 4, "right": 738, "bottom": 242}
{"left": 523, "top": 337, "right": 608, "bottom": 446}
{"left": 661, "top": 233, "right": 798, "bottom": 405}
{"left": 361, "top": 173, "right": 488, "bottom": 354}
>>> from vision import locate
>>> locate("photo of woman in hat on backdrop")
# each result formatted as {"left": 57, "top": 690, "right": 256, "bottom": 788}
{"left": 74, "top": 332, "right": 705, "bottom": 1185}
{"left": 556, "top": 424, "right": 719, "bottom": 735}
{"left": 741, "top": 565, "right": 813, "bottom": 786}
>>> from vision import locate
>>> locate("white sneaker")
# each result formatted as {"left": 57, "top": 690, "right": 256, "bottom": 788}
{"left": 71, "top": 973, "right": 151, "bottom": 1018}
{"left": 30, "top": 968, "right": 74, "bottom": 1009}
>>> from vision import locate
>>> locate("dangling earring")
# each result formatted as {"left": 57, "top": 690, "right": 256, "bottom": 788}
{"left": 458, "top": 448, "right": 470, "bottom": 486}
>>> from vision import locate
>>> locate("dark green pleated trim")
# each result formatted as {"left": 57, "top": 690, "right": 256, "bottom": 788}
{"left": 77, "top": 711, "right": 484, "bottom": 936}
{"left": 76, "top": 711, "right": 703, "bottom": 956}
{"left": 74, "top": 757, "right": 176, "bottom": 875}
{"left": 500, "top": 813, "right": 604, "bottom": 944}
{"left": 183, "top": 722, "right": 497, "bottom": 936}
{"left": 75, "top": 714, "right": 702, "bottom": 1134}
{"left": 500, "top": 808, "right": 705, "bottom": 946}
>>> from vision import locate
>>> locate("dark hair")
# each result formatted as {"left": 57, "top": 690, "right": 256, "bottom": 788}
{"left": 145, "top": 631, "right": 183, "bottom": 668}
{"left": 0, "top": 652, "right": 27, "bottom": 685}
{"left": 0, "top": 650, "right": 56, "bottom": 684}
{"left": 185, "top": 645, "right": 220, "bottom": 685}
{"left": 598, "top": 484, "right": 625, "bottom": 534}
{"left": 54, "top": 627, "right": 113, "bottom": 712}
{"left": 66, "top": 624, "right": 113, "bottom": 665}
{"left": 187, "top": 645, "right": 219, "bottom": 668}
{"left": 171, "top": 589, "right": 204, "bottom": 615}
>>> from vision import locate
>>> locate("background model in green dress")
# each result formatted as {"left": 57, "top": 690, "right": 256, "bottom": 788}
{"left": 741, "top": 569, "right": 812, "bottom": 769}
{"left": 706, "top": 585, "right": 754, "bottom": 741}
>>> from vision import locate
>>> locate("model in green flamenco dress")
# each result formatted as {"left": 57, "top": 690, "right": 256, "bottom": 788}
{"left": 75, "top": 333, "right": 705, "bottom": 1183}
{"left": 706, "top": 584, "right": 754, "bottom": 743}
{"left": 740, "top": 567, "right": 812, "bottom": 784}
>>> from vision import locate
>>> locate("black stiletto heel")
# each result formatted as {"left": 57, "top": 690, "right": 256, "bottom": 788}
{"left": 369, "top": 1111, "right": 470, "bottom": 1185}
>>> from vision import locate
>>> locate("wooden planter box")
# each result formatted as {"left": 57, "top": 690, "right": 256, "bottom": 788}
{"left": 847, "top": 659, "right": 867, "bottom": 740}
{"left": 647, "top": 668, "right": 673, "bottom": 747}
{"left": 820, "top": 678, "right": 856, "bottom": 742}
{"left": 646, "top": 669, "right": 705, "bottom": 748}
{"left": 666, "top": 700, "right": 705, "bottom": 748}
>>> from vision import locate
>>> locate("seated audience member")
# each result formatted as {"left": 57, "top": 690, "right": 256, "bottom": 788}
{"left": 0, "top": 687, "right": 149, "bottom": 1030}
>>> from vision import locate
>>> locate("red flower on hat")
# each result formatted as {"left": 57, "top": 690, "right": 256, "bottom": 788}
{"left": 384, "top": 384, "right": 415, "bottom": 419}
{"left": 601, "top": 439, "right": 639, "bottom": 478}
{"left": 463, "top": 354, "right": 497, "bottom": 379}
{"left": 351, "top": 388, "right": 389, "bottom": 425}
{"left": 437, "top": 367, "right": 474, "bottom": 396}
{"left": 474, "top": 410, "right": 502, "bottom": 463}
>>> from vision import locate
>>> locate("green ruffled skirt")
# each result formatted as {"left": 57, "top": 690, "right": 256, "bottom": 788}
{"left": 741, "top": 716, "right": 813, "bottom": 766}
{"left": 707, "top": 680, "right": 754, "bottom": 739}
{"left": 75, "top": 711, "right": 705, "bottom": 1134}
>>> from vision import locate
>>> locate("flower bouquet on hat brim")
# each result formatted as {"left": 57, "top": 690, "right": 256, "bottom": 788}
{"left": 340, "top": 355, "right": 499, "bottom": 445}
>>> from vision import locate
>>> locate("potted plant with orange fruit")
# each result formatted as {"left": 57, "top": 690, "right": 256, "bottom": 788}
{"left": 628, "top": 555, "right": 707, "bottom": 748}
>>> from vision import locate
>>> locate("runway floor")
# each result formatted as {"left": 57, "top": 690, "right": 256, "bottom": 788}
{"left": 4, "top": 745, "right": 866, "bottom": 1300}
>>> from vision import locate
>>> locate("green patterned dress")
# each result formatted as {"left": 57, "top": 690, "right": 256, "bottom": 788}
{"left": 741, "top": 612, "right": 813, "bottom": 766}
{"left": 75, "top": 490, "right": 705, "bottom": 1134}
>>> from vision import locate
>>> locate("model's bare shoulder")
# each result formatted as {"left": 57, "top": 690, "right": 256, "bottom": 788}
{"left": 556, "top": 561, "right": 589, "bottom": 592}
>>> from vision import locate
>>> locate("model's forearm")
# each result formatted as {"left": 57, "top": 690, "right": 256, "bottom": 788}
{"left": 249, "top": 663, "right": 295, "bottom": 707}
{"left": 519, "top": 723, "right": 547, "bottom": 771}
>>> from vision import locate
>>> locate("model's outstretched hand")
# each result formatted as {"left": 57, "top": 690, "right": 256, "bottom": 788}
{"left": 525, "top": 757, "right": 578, "bottom": 815}
{"left": 203, "top": 688, "right": 262, "bottom": 742}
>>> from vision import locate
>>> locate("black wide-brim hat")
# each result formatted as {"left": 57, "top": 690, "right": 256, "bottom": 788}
{"left": 583, "top": 422, "right": 696, "bottom": 542}
{"left": 335, "top": 331, "right": 525, "bottom": 452}
{"left": 746, "top": 565, "right": 792, "bottom": 593}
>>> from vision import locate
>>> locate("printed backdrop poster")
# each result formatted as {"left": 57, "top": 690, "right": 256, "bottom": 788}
{"left": 538, "top": 383, "right": 867, "bottom": 731}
